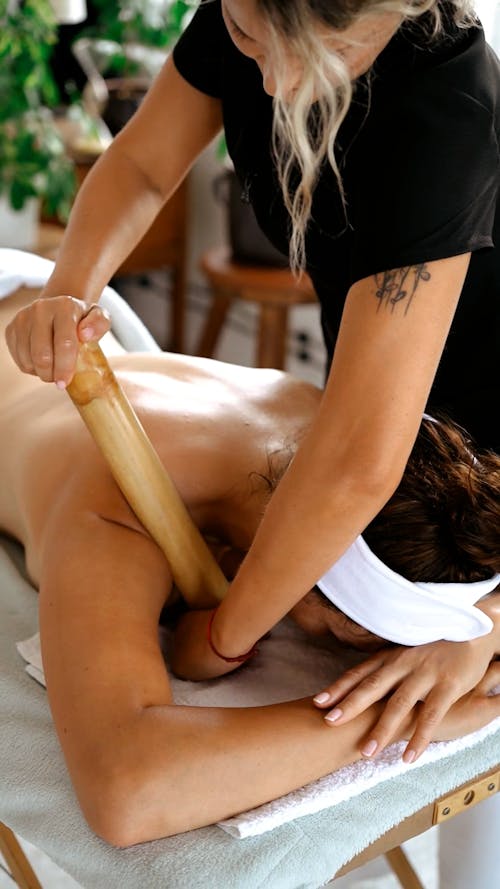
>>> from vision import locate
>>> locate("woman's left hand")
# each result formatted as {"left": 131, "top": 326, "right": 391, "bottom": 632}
{"left": 313, "top": 635, "right": 497, "bottom": 763}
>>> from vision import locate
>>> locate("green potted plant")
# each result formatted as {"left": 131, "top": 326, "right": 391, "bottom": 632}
{"left": 86, "top": 0, "right": 193, "bottom": 66}
{"left": 73, "top": 0, "right": 193, "bottom": 135}
{"left": 0, "top": 0, "right": 76, "bottom": 247}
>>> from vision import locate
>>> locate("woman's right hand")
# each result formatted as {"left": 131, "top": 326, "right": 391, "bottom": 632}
{"left": 417, "top": 660, "right": 500, "bottom": 744}
{"left": 5, "top": 295, "right": 111, "bottom": 387}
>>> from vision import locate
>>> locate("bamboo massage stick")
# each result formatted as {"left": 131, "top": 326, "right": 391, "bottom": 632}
{"left": 66, "top": 341, "right": 228, "bottom": 608}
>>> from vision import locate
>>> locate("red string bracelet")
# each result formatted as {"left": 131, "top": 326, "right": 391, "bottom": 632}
{"left": 206, "top": 609, "right": 259, "bottom": 664}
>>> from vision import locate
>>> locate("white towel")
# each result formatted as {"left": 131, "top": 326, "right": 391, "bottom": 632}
{"left": 16, "top": 622, "right": 500, "bottom": 839}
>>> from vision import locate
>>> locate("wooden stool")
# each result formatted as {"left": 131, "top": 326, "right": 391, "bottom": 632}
{"left": 197, "top": 245, "right": 317, "bottom": 369}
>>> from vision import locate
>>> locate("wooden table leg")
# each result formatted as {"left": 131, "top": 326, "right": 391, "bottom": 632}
{"left": 257, "top": 302, "right": 288, "bottom": 369}
{"left": 385, "top": 846, "right": 426, "bottom": 889}
{"left": 196, "top": 291, "right": 233, "bottom": 358}
{"left": 168, "top": 258, "right": 187, "bottom": 354}
{"left": 0, "top": 822, "right": 42, "bottom": 889}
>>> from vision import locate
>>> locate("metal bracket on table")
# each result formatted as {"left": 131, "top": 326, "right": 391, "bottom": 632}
{"left": 433, "top": 770, "right": 500, "bottom": 824}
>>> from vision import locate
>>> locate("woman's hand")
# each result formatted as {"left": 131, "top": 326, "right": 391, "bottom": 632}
{"left": 313, "top": 634, "right": 497, "bottom": 762}
{"left": 418, "top": 659, "right": 500, "bottom": 742}
{"left": 170, "top": 609, "right": 243, "bottom": 681}
{"left": 5, "top": 295, "right": 110, "bottom": 387}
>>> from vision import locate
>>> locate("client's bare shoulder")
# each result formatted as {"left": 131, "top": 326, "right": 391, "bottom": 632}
{"left": 107, "top": 350, "right": 321, "bottom": 519}
{"left": 110, "top": 350, "right": 321, "bottom": 425}
{"left": 0, "top": 346, "right": 320, "bottom": 581}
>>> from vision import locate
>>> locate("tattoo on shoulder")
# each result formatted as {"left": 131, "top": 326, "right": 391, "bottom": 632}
{"left": 373, "top": 264, "right": 431, "bottom": 315}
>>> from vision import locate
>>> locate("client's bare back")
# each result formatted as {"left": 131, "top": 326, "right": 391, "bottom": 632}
{"left": 0, "top": 287, "right": 320, "bottom": 583}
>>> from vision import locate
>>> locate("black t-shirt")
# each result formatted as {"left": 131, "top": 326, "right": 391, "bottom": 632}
{"left": 174, "top": 1, "right": 500, "bottom": 451}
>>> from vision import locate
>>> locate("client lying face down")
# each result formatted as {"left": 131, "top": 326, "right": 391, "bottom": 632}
{"left": 1, "top": 279, "right": 499, "bottom": 844}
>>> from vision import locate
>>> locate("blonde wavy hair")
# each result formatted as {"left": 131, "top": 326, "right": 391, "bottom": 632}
{"left": 256, "top": 1, "right": 477, "bottom": 269}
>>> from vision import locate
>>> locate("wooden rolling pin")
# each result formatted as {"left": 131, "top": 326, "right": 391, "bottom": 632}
{"left": 66, "top": 341, "right": 228, "bottom": 608}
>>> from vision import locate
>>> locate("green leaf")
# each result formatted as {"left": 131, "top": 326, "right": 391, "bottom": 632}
{"left": 10, "top": 179, "right": 36, "bottom": 211}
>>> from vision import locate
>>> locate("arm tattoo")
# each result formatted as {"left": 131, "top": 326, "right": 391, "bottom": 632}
{"left": 373, "top": 264, "right": 431, "bottom": 315}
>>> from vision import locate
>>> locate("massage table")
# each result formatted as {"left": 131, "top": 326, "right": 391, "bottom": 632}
{"left": 0, "top": 260, "right": 499, "bottom": 889}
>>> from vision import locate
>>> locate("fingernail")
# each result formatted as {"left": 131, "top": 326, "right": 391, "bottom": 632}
{"left": 403, "top": 749, "right": 416, "bottom": 764}
{"left": 55, "top": 380, "right": 67, "bottom": 390}
{"left": 314, "top": 692, "right": 330, "bottom": 705}
{"left": 81, "top": 327, "right": 94, "bottom": 341}
{"left": 361, "top": 739, "right": 378, "bottom": 757}
{"left": 324, "top": 708, "right": 343, "bottom": 724}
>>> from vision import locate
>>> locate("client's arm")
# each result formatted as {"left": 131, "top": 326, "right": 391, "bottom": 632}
{"left": 39, "top": 483, "right": 500, "bottom": 847}
{"left": 38, "top": 495, "right": 381, "bottom": 845}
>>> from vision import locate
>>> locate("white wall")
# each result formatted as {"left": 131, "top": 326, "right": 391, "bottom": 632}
{"left": 475, "top": 0, "right": 499, "bottom": 45}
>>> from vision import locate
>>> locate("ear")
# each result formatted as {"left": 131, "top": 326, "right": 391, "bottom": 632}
{"left": 288, "top": 596, "right": 331, "bottom": 637}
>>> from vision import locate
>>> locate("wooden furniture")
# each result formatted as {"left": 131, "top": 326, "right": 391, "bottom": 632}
{"left": 0, "top": 823, "right": 42, "bottom": 889}
{"left": 197, "top": 245, "right": 317, "bottom": 369}
{"left": 37, "top": 157, "right": 188, "bottom": 353}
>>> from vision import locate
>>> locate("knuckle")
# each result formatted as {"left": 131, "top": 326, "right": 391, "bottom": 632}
{"left": 38, "top": 369, "right": 54, "bottom": 383}
{"left": 392, "top": 651, "right": 414, "bottom": 668}
{"left": 389, "top": 690, "right": 416, "bottom": 711}
{"left": 360, "top": 673, "right": 383, "bottom": 693}
{"left": 57, "top": 337, "right": 76, "bottom": 351}
{"left": 434, "top": 680, "right": 460, "bottom": 700}
{"left": 32, "top": 299, "right": 49, "bottom": 317}
{"left": 337, "top": 668, "right": 364, "bottom": 688}
{"left": 32, "top": 349, "right": 52, "bottom": 368}
{"left": 421, "top": 706, "right": 443, "bottom": 727}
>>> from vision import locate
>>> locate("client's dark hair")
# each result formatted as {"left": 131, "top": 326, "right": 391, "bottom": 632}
{"left": 363, "top": 416, "right": 500, "bottom": 583}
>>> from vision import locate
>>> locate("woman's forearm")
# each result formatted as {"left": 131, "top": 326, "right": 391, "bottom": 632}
{"left": 41, "top": 57, "right": 222, "bottom": 310}
{"left": 41, "top": 143, "right": 165, "bottom": 307}
{"left": 213, "top": 256, "right": 472, "bottom": 658}
{"left": 212, "top": 415, "right": 403, "bottom": 657}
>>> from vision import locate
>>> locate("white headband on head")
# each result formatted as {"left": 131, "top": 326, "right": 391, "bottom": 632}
{"left": 316, "top": 536, "right": 500, "bottom": 646}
